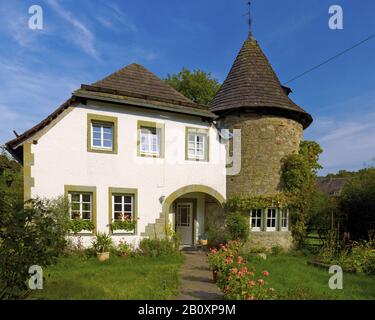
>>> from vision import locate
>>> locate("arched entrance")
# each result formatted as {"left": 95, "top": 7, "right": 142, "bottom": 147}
{"left": 163, "top": 185, "right": 225, "bottom": 246}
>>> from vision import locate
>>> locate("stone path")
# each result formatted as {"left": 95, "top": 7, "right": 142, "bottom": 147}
{"left": 175, "top": 249, "right": 223, "bottom": 300}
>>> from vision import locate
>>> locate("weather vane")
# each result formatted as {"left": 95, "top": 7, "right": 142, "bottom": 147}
{"left": 245, "top": 1, "right": 253, "bottom": 38}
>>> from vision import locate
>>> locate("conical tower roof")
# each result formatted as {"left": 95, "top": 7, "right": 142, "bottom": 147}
{"left": 209, "top": 37, "right": 312, "bottom": 128}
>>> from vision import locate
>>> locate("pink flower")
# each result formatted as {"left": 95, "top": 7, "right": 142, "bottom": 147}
{"left": 246, "top": 295, "right": 255, "bottom": 300}
{"left": 241, "top": 266, "right": 248, "bottom": 273}
{"left": 232, "top": 268, "right": 238, "bottom": 274}
{"left": 248, "top": 271, "right": 254, "bottom": 276}
{"left": 247, "top": 280, "right": 255, "bottom": 287}
{"left": 257, "top": 279, "right": 265, "bottom": 285}
{"left": 262, "top": 270, "right": 270, "bottom": 277}
{"left": 237, "top": 256, "right": 244, "bottom": 264}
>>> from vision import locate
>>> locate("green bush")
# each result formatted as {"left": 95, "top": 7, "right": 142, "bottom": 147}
{"left": 116, "top": 241, "right": 135, "bottom": 258}
{"left": 0, "top": 197, "right": 70, "bottom": 299}
{"left": 271, "top": 245, "right": 285, "bottom": 256}
{"left": 139, "top": 238, "right": 179, "bottom": 257}
{"left": 226, "top": 212, "right": 249, "bottom": 242}
{"left": 92, "top": 233, "right": 113, "bottom": 253}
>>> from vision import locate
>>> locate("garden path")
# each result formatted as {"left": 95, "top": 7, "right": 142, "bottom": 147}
{"left": 175, "top": 249, "right": 223, "bottom": 300}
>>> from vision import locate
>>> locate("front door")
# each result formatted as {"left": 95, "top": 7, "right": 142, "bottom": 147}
{"left": 176, "top": 202, "right": 193, "bottom": 245}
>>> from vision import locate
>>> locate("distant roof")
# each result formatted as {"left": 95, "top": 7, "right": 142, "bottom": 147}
{"left": 209, "top": 37, "right": 312, "bottom": 129}
{"left": 5, "top": 63, "right": 215, "bottom": 157}
{"left": 317, "top": 177, "right": 348, "bottom": 196}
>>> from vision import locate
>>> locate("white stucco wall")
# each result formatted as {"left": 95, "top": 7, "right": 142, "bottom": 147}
{"left": 29, "top": 102, "right": 226, "bottom": 246}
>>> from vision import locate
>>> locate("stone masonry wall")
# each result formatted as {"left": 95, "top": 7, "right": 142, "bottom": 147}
{"left": 221, "top": 113, "right": 303, "bottom": 197}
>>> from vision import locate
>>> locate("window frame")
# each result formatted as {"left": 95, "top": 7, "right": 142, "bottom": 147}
{"left": 250, "top": 208, "right": 262, "bottom": 232}
{"left": 266, "top": 208, "right": 277, "bottom": 232}
{"left": 87, "top": 113, "right": 118, "bottom": 154}
{"left": 137, "top": 121, "right": 165, "bottom": 158}
{"left": 91, "top": 122, "right": 114, "bottom": 150}
{"left": 108, "top": 187, "right": 138, "bottom": 235}
{"left": 64, "top": 185, "right": 97, "bottom": 234}
{"left": 185, "top": 127, "right": 209, "bottom": 162}
{"left": 281, "top": 208, "right": 289, "bottom": 231}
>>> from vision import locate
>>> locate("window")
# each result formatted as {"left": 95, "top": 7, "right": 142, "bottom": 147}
{"left": 250, "top": 209, "right": 262, "bottom": 231}
{"left": 108, "top": 187, "right": 138, "bottom": 234}
{"left": 186, "top": 127, "right": 209, "bottom": 161}
{"left": 87, "top": 114, "right": 118, "bottom": 154}
{"left": 137, "top": 121, "right": 164, "bottom": 158}
{"left": 140, "top": 127, "right": 161, "bottom": 155}
{"left": 92, "top": 123, "right": 113, "bottom": 149}
{"left": 113, "top": 194, "right": 134, "bottom": 221}
{"left": 68, "top": 192, "right": 92, "bottom": 220}
{"left": 281, "top": 209, "right": 289, "bottom": 231}
{"left": 266, "top": 208, "right": 277, "bottom": 231}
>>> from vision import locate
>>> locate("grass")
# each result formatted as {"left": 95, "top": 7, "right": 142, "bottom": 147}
{"left": 32, "top": 253, "right": 185, "bottom": 300}
{"left": 245, "top": 251, "right": 375, "bottom": 300}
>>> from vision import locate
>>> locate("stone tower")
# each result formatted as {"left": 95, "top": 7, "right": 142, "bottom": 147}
{"left": 210, "top": 36, "right": 313, "bottom": 249}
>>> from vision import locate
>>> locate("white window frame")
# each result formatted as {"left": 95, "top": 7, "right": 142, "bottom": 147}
{"left": 91, "top": 122, "right": 114, "bottom": 150}
{"left": 112, "top": 194, "right": 134, "bottom": 222}
{"left": 187, "top": 132, "right": 206, "bottom": 160}
{"left": 68, "top": 192, "right": 92, "bottom": 221}
{"left": 140, "top": 126, "right": 161, "bottom": 156}
{"left": 250, "top": 209, "right": 262, "bottom": 232}
{"left": 281, "top": 208, "right": 289, "bottom": 231}
{"left": 266, "top": 208, "right": 277, "bottom": 232}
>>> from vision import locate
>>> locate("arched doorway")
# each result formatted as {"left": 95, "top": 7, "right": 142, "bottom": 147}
{"left": 162, "top": 185, "right": 225, "bottom": 246}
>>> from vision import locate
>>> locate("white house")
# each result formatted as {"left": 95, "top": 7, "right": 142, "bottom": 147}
{"left": 6, "top": 63, "right": 227, "bottom": 247}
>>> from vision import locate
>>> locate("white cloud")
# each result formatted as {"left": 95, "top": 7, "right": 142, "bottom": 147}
{"left": 46, "top": 0, "right": 99, "bottom": 60}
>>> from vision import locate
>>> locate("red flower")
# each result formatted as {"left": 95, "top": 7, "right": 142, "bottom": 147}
{"left": 257, "top": 279, "right": 265, "bottom": 285}
{"left": 237, "top": 256, "right": 244, "bottom": 264}
{"left": 247, "top": 280, "right": 255, "bottom": 287}
{"left": 262, "top": 270, "right": 270, "bottom": 277}
{"left": 231, "top": 268, "right": 238, "bottom": 274}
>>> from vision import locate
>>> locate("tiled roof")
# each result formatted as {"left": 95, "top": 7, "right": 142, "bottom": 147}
{"left": 93, "top": 63, "right": 193, "bottom": 104}
{"left": 209, "top": 37, "right": 312, "bottom": 128}
{"left": 317, "top": 177, "right": 348, "bottom": 197}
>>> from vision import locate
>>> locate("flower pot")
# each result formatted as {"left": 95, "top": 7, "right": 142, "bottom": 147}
{"left": 199, "top": 239, "right": 208, "bottom": 246}
{"left": 212, "top": 270, "right": 219, "bottom": 283}
{"left": 97, "top": 252, "right": 110, "bottom": 261}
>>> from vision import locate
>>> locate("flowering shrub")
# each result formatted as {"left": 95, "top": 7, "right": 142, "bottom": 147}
{"left": 207, "top": 240, "right": 242, "bottom": 272}
{"left": 110, "top": 216, "right": 138, "bottom": 231}
{"left": 217, "top": 255, "right": 276, "bottom": 300}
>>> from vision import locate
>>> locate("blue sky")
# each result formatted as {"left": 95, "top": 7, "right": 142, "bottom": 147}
{"left": 0, "top": 0, "right": 374, "bottom": 174}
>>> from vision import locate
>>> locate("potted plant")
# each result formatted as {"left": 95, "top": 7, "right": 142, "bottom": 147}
{"left": 92, "top": 232, "right": 113, "bottom": 261}
{"left": 198, "top": 235, "right": 208, "bottom": 246}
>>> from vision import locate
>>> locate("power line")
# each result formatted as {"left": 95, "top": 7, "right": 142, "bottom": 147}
{"left": 285, "top": 33, "right": 375, "bottom": 84}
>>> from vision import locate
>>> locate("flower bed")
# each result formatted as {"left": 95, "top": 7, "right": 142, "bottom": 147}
{"left": 207, "top": 241, "right": 276, "bottom": 300}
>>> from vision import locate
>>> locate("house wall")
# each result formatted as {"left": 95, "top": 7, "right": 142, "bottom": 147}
{"left": 29, "top": 102, "right": 226, "bottom": 247}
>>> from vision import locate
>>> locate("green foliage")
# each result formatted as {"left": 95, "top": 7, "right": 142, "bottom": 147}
{"left": 68, "top": 218, "right": 95, "bottom": 234}
{"left": 226, "top": 213, "right": 250, "bottom": 242}
{"left": 339, "top": 168, "right": 375, "bottom": 241}
{"left": 0, "top": 147, "right": 23, "bottom": 205}
{"left": 0, "top": 197, "right": 70, "bottom": 299}
{"left": 139, "top": 238, "right": 180, "bottom": 257}
{"left": 271, "top": 245, "right": 285, "bottom": 256}
{"left": 110, "top": 218, "right": 137, "bottom": 232}
{"left": 206, "top": 226, "right": 229, "bottom": 248}
{"left": 115, "top": 241, "right": 135, "bottom": 258}
{"left": 92, "top": 233, "right": 113, "bottom": 253}
{"left": 164, "top": 68, "right": 221, "bottom": 105}
{"left": 281, "top": 141, "right": 323, "bottom": 247}
{"left": 225, "top": 194, "right": 290, "bottom": 212}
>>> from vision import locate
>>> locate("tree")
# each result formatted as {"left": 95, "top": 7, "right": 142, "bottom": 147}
{"left": 339, "top": 168, "right": 375, "bottom": 241}
{"left": 281, "top": 141, "right": 323, "bottom": 247}
{"left": 164, "top": 68, "right": 221, "bottom": 105}
{"left": 0, "top": 197, "right": 70, "bottom": 299}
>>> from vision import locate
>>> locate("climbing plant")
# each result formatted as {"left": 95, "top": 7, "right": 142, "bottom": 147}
{"left": 281, "top": 141, "right": 323, "bottom": 247}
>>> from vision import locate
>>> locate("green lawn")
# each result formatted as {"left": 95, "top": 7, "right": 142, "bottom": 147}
{"left": 246, "top": 252, "right": 375, "bottom": 300}
{"left": 32, "top": 253, "right": 185, "bottom": 300}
